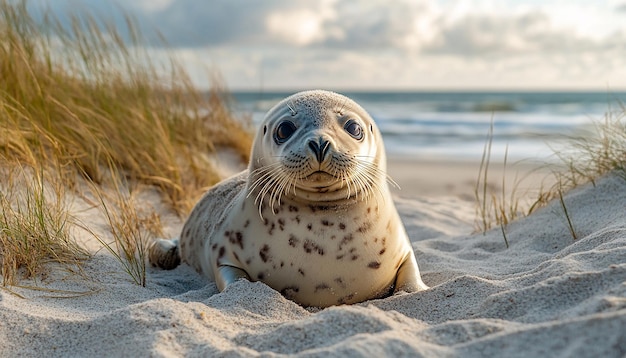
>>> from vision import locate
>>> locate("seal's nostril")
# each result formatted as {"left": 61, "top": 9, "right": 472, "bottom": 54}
{"left": 319, "top": 139, "right": 330, "bottom": 161}
{"left": 308, "top": 140, "right": 322, "bottom": 163}
{"left": 308, "top": 140, "right": 320, "bottom": 154}
{"left": 309, "top": 139, "right": 330, "bottom": 163}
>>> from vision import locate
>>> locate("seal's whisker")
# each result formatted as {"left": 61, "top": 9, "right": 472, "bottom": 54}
{"left": 248, "top": 163, "right": 283, "bottom": 198}
{"left": 354, "top": 160, "right": 387, "bottom": 205}
{"left": 287, "top": 100, "right": 297, "bottom": 116}
{"left": 358, "top": 159, "right": 400, "bottom": 190}
{"left": 272, "top": 171, "right": 293, "bottom": 213}
{"left": 343, "top": 171, "right": 352, "bottom": 199}
{"left": 252, "top": 165, "right": 287, "bottom": 218}
{"left": 270, "top": 170, "right": 291, "bottom": 213}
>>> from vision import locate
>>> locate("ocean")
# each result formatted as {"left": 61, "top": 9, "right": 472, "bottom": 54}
{"left": 229, "top": 91, "right": 626, "bottom": 162}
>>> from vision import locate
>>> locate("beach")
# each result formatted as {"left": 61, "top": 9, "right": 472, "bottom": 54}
{"left": 1, "top": 156, "right": 624, "bottom": 357}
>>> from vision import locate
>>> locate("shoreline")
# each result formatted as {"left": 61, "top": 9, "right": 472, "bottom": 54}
{"left": 386, "top": 156, "right": 559, "bottom": 201}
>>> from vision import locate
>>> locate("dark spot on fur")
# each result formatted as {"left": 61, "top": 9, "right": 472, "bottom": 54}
{"left": 289, "top": 205, "right": 299, "bottom": 212}
{"left": 298, "top": 268, "right": 305, "bottom": 276}
{"left": 336, "top": 254, "right": 345, "bottom": 260}
{"left": 259, "top": 244, "right": 271, "bottom": 263}
{"left": 367, "top": 207, "right": 371, "bottom": 214}
{"left": 315, "top": 283, "right": 330, "bottom": 292}
{"left": 294, "top": 215, "right": 301, "bottom": 224}
{"left": 278, "top": 218, "right": 285, "bottom": 231}
{"left": 368, "top": 261, "right": 381, "bottom": 269}
{"left": 233, "top": 252, "right": 240, "bottom": 261}
{"left": 321, "top": 220, "right": 333, "bottom": 227}
{"left": 289, "top": 235, "right": 300, "bottom": 247}
{"left": 264, "top": 218, "right": 269, "bottom": 226}
{"left": 281, "top": 286, "right": 300, "bottom": 300}
{"left": 280, "top": 261, "right": 285, "bottom": 268}
{"left": 308, "top": 205, "right": 330, "bottom": 213}
{"left": 303, "top": 240, "right": 313, "bottom": 254}
{"left": 246, "top": 258, "right": 252, "bottom": 265}
{"left": 339, "top": 234, "right": 354, "bottom": 250}
{"left": 351, "top": 255, "right": 359, "bottom": 260}
{"left": 303, "top": 239, "right": 325, "bottom": 255}
{"left": 338, "top": 293, "right": 355, "bottom": 305}
{"left": 227, "top": 231, "right": 244, "bottom": 250}
{"left": 183, "top": 226, "right": 191, "bottom": 238}
{"left": 243, "top": 220, "right": 250, "bottom": 228}
{"left": 218, "top": 246, "right": 225, "bottom": 258}
{"left": 268, "top": 222, "right": 276, "bottom": 235}
{"left": 335, "top": 277, "right": 347, "bottom": 288}
{"left": 257, "top": 272, "right": 265, "bottom": 280}
{"left": 339, "top": 223, "right": 346, "bottom": 230}
{"left": 357, "top": 221, "right": 372, "bottom": 233}
{"left": 379, "top": 248, "right": 386, "bottom": 255}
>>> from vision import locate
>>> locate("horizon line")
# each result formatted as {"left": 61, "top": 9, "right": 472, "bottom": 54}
{"left": 223, "top": 87, "right": 626, "bottom": 94}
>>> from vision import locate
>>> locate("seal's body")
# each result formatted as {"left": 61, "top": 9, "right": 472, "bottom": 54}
{"left": 149, "top": 90, "right": 428, "bottom": 307}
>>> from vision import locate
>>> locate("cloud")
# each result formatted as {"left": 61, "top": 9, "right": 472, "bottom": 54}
{"left": 136, "top": 0, "right": 335, "bottom": 47}
{"left": 124, "top": 0, "right": 434, "bottom": 49}
{"left": 420, "top": 11, "right": 602, "bottom": 56}
{"left": 136, "top": 0, "right": 622, "bottom": 57}
{"left": 29, "top": 0, "right": 626, "bottom": 89}
{"left": 316, "top": 0, "right": 434, "bottom": 49}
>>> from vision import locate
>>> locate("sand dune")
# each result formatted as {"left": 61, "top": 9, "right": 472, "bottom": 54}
{"left": 1, "top": 162, "right": 625, "bottom": 357}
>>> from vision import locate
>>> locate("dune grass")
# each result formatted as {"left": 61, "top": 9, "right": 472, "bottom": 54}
{"left": 0, "top": 0, "right": 252, "bottom": 213}
{"left": 475, "top": 105, "right": 625, "bottom": 243}
{"left": 551, "top": 107, "right": 626, "bottom": 188}
{"left": 87, "top": 170, "right": 162, "bottom": 287}
{"left": 0, "top": 165, "right": 89, "bottom": 286}
{"left": 474, "top": 120, "right": 527, "bottom": 245}
{"left": 0, "top": 1, "right": 253, "bottom": 286}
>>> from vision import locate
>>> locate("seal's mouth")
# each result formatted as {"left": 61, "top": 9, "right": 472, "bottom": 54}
{"left": 304, "top": 171, "right": 341, "bottom": 189}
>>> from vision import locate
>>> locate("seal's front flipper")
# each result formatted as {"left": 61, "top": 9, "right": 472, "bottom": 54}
{"left": 394, "top": 252, "right": 429, "bottom": 293}
{"left": 149, "top": 239, "right": 181, "bottom": 270}
{"left": 215, "top": 265, "right": 251, "bottom": 291}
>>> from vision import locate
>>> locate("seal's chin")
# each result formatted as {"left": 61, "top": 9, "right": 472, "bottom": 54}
{"left": 302, "top": 171, "right": 342, "bottom": 190}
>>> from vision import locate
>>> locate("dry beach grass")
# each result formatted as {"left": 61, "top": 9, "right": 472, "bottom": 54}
{"left": 0, "top": 0, "right": 251, "bottom": 286}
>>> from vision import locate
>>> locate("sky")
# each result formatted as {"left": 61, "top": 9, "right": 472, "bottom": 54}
{"left": 38, "top": 0, "right": 626, "bottom": 91}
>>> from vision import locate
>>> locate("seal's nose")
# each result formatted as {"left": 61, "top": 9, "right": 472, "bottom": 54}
{"left": 308, "top": 137, "right": 330, "bottom": 163}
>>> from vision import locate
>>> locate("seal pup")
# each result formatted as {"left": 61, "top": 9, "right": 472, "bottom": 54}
{"left": 149, "top": 90, "right": 428, "bottom": 307}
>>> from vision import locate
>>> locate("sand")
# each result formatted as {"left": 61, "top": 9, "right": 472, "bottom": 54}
{"left": 1, "top": 158, "right": 625, "bottom": 357}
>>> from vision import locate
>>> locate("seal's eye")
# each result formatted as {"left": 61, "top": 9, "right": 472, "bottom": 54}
{"left": 274, "top": 121, "right": 297, "bottom": 144}
{"left": 344, "top": 120, "right": 363, "bottom": 140}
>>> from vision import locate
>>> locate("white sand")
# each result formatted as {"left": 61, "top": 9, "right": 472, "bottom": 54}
{"left": 1, "top": 159, "right": 625, "bottom": 357}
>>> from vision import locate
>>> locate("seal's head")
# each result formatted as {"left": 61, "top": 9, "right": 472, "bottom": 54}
{"left": 248, "top": 90, "right": 391, "bottom": 213}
